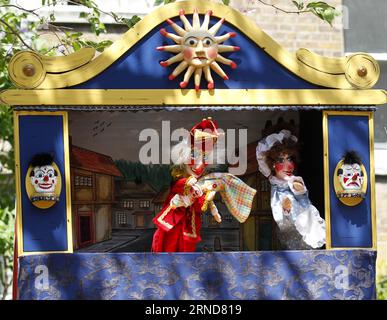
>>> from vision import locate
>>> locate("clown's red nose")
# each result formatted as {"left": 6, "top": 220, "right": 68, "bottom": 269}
{"left": 43, "top": 175, "right": 49, "bottom": 182}
{"left": 352, "top": 173, "right": 358, "bottom": 180}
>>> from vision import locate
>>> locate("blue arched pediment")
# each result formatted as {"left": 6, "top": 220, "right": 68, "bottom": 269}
{"left": 75, "top": 17, "right": 318, "bottom": 90}
{"left": 4, "top": 0, "right": 382, "bottom": 97}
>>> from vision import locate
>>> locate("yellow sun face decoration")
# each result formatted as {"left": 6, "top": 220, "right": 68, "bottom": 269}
{"left": 157, "top": 9, "right": 240, "bottom": 90}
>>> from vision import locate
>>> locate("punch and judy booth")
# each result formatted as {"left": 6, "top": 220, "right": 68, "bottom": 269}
{"left": 2, "top": 0, "right": 386, "bottom": 300}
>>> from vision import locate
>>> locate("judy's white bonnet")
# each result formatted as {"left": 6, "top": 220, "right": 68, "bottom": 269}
{"left": 256, "top": 129, "right": 298, "bottom": 177}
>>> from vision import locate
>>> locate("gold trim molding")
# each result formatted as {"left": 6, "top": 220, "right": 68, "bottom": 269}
{"left": 1, "top": 89, "right": 386, "bottom": 106}
{"left": 296, "top": 49, "right": 380, "bottom": 89}
{"left": 6, "top": 0, "right": 382, "bottom": 90}
{"left": 8, "top": 48, "right": 95, "bottom": 89}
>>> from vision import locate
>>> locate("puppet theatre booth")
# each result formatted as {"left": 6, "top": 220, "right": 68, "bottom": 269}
{"left": 2, "top": 0, "right": 386, "bottom": 300}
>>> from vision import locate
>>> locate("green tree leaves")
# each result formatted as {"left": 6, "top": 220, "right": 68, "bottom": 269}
{"left": 306, "top": 2, "right": 339, "bottom": 26}
{"left": 292, "top": 1, "right": 340, "bottom": 26}
{"left": 154, "top": 0, "right": 175, "bottom": 6}
{"left": 292, "top": 1, "right": 305, "bottom": 11}
{"left": 154, "top": 0, "right": 230, "bottom": 6}
{"left": 0, "top": 207, "right": 14, "bottom": 300}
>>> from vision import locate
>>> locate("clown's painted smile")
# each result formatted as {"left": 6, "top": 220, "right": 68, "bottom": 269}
{"left": 38, "top": 183, "right": 53, "bottom": 189}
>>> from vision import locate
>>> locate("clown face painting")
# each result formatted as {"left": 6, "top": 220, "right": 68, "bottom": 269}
{"left": 334, "top": 150, "right": 367, "bottom": 206}
{"left": 158, "top": 9, "right": 239, "bottom": 90}
{"left": 26, "top": 153, "right": 61, "bottom": 209}
{"left": 338, "top": 162, "right": 364, "bottom": 190}
{"left": 30, "top": 164, "right": 58, "bottom": 193}
{"left": 337, "top": 151, "right": 365, "bottom": 192}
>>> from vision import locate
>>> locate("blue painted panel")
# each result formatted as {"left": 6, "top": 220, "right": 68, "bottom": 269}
{"left": 75, "top": 17, "right": 320, "bottom": 90}
{"left": 19, "top": 115, "right": 68, "bottom": 252}
{"left": 18, "top": 251, "right": 376, "bottom": 300}
{"left": 328, "top": 115, "right": 372, "bottom": 247}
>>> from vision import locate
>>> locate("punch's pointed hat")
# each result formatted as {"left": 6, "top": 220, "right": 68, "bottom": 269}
{"left": 190, "top": 117, "right": 221, "bottom": 152}
{"left": 171, "top": 117, "right": 222, "bottom": 165}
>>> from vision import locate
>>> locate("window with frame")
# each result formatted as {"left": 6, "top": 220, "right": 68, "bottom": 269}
{"left": 139, "top": 200, "right": 150, "bottom": 208}
{"left": 74, "top": 175, "right": 93, "bottom": 187}
{"left": 122, "top": 200, "right": 134, "bottom": 209}
{"left": 116, "top": 212, "right": 127, "bottom": 225}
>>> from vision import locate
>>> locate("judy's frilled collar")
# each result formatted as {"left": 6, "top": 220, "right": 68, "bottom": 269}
{"left": 269, "top": 175, "right": 290, "bottom": 187}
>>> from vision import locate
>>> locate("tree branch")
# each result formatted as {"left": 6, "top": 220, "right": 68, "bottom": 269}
{"left": 48, "top": 25, "right": 72, "bottom": 55}
{"left": 0, "top": 18, "right": 35, "bottom": 51}
{"left": 0, "top": 4, "right": 41, "bottom": 19}
{"left": 256, "top": 0, "right": 310, "bottom": 14}
{"left": 65, "top": 0, "right": 130, "bottom": 25}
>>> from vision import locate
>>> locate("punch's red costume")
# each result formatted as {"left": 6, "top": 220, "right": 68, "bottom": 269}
{"left": 151, "top": 117, "right": 220, "bottom": 252}
{"left": 151, "top": 177, "right": 206, "bottom": 252}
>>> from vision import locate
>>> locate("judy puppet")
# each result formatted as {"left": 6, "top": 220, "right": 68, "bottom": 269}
{"left": 256, "top": 130, "right": 326, "bottom": 250}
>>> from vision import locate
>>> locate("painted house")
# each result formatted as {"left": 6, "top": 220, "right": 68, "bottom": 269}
{"left": 113, "top": 180, "right": 157, "bottom": 229}
{"left": 199, "top": 192, "right": 241, "bottom": 252}
{"left": 70, "top": 145, "right": 122, "bottom": 249}
{"left": 152, "top": 185, "right": 170, "bottom": 214}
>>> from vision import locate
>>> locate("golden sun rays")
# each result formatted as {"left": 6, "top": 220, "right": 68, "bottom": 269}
{"left": 157, "top": 9, "right": 240, "bottom": 90}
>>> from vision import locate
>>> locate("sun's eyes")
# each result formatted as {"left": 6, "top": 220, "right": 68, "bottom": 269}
{"left": 184, "top": 37, "right": 214, "bottom": 47}
{"left": 185, "top": 37, "right": 198, "bottom": 47}
{"left": 203, "top": 37, "right": 213, "bottom": 47}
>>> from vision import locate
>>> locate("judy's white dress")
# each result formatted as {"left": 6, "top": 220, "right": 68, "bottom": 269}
{"left": 269, "top": 175, "right": 326, "bottom": 250}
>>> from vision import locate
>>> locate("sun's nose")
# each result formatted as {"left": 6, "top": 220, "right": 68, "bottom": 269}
{"left": 195, "top": 40, "right": 204, "bottom": 53}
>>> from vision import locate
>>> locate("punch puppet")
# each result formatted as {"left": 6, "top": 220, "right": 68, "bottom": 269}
{"left": 152, "top": 117, "right": 256, "bottom": 252}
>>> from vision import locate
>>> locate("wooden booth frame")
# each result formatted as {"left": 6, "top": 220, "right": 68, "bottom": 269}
{"left": 2, "top": 0, "right": 386, "bottom": 256}
{"left": 323, "top": 111, "right": 377, "bottom": 250}
{"left": 13, "top": 111, "right": 73, "bottom": 256}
